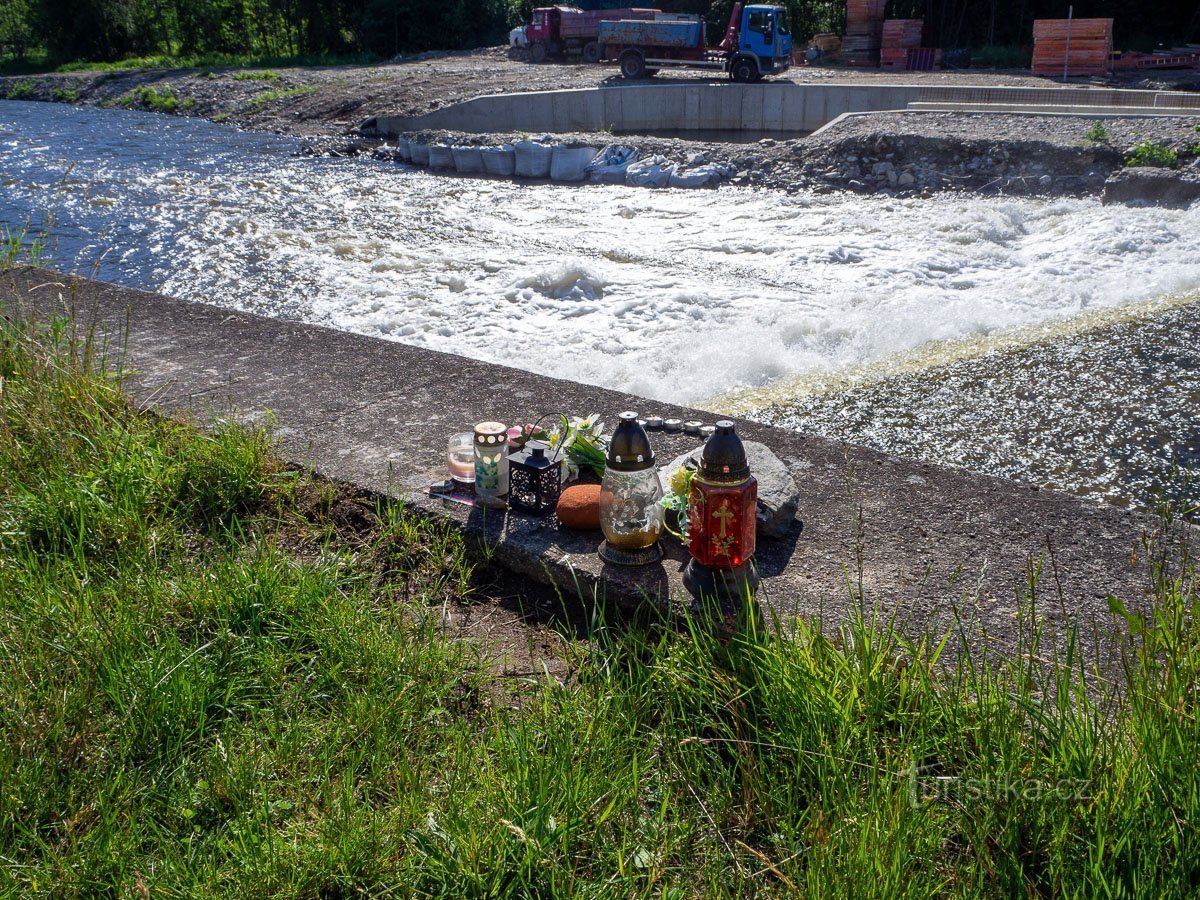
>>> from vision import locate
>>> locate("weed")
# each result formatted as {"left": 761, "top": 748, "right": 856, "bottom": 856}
{"left": 1127, "top": 139, "right": 1179, "bottom": 168}
{"left": 5, "top": 78, "right": 34, "bottom": 99}
{"left": 242, "top": 83, "right": 317, "bottom": 112}
{"left": 1084, "top": 120, "right": 1109, "bottom": 142}
{"left": 232, "top": 69, "right": 280, "bottom": 82}
{"left": 51, "top": 85, "right": 78, "bottom": 102}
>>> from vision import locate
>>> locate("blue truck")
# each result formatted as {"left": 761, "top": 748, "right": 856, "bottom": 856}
{"left": 597, "top": 2, "right": 792, "bottom": 82}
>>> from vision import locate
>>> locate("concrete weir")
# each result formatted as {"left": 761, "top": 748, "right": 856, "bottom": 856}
{"left": 4, "top": 268, "right": 1154, "bottom": 651}
{"left": 370, "top": 82, "right": 1200, "bottom": 138}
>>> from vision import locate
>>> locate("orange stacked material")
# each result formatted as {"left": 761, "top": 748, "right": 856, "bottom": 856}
{"left": 843, "top": 0, "right": 886, "bottom": 66}
{"left": 880, "top": 18, "right": 925, "bottom": 69}
{"left": 1032, "top": 18, "right": 1113, "bottom": 76}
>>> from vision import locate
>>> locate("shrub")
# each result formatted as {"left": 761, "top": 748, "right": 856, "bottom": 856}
{"left": 1127, "top": 140, "right": 1179, "bottom": 169}
{"left": 5, "top": 78, "right": 34, "bottom": 99}
{"left": 1084, "top": 120, "right": 1109, "bottom": 143}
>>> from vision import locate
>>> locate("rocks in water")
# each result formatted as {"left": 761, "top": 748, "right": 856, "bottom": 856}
{"left": 557, "top": 483, "right": 601, "bottom": 530}
{"left": 1101, "top": 167, "right": 1200, "bottom": 209}
{"left": 662, "top": 441, "right": 799, "bottom": 540}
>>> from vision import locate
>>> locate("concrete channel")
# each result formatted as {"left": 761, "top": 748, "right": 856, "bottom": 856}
{"left": 370, "top": 81, "right": 1200, "bottom": 137}
{"left": 3, "top": 267, "right": 1156, "bottom": 656}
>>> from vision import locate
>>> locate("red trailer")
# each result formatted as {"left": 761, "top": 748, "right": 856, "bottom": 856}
{"left": 524, "top": 6, "right": 658, "bottom": 63}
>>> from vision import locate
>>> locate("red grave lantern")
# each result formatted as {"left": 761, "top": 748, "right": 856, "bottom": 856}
{"left": 683, "top": 420, "right": 760, "bottom": 603}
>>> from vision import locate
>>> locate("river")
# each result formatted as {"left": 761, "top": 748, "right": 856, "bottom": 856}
{"left": 2, "top": 100, "right": 1198, "bottom": 509}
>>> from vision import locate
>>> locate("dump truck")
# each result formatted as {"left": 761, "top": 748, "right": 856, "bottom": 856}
{"left": 597, "top": 2, "right": 792, "bottom": 81}
{"left": 523, "top": 6, "right": 659, "bottom": 64}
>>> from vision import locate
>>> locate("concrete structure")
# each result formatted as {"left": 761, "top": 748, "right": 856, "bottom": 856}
{"left": 369, "top": 82, "right": 1200, "bottom": 137}
{"left": 3, "top": 268, "right": 1155, "bottom": 655}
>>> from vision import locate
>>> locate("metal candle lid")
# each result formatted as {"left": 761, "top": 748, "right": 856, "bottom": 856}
{"left": 699, "top": 420, "right": 750, "bottom": 483}
{"left": 474, "top": 421, "right": 507, "bottom": 446}
{"left": 606, "top": 411, "right": 655, "bottom": 471}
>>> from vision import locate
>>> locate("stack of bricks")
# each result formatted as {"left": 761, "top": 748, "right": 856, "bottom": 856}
{"left": 842, "top": 0, "right": 887, "bottom": 66}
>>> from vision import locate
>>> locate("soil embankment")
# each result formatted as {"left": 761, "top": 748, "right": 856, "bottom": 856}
{"left": 3, "top": 46, "right": 1200, "bottom": 198}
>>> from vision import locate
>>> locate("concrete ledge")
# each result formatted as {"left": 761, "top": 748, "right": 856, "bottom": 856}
{"left": 2, "top": 268, "right": 1152, "bottom": 652}
{"left": 372, "top": 82, "right": 1200, "bottom": 137}
{"left": 908, "top": 101, "right": 1199, "bottom": 117}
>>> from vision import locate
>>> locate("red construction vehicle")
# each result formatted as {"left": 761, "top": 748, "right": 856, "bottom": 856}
{"left": 523, "top": 6, "right": 659, "bottom": 64}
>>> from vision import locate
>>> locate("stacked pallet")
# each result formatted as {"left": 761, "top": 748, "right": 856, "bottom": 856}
{"left": 843, "top": 0, "right": 886, "bottom": 66}
{"left": 880, "top": 19, "right": 925, "bottom": 69}
{"left": 1032, "top": 18, "right": 1113, "bottom": 76}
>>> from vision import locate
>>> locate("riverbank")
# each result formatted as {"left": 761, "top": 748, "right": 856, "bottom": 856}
{"left": 4, "top": 48, "right": 1200, "bottom": 199}
{"left": 3, "top": 259, "right": 1200, "bottom": 895}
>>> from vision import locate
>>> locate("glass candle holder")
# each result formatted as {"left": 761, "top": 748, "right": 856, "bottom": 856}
{"left": 473, "top": 421, "right": 509, "bottom": 504}
{"left": 447, "top": 432, "right": 475, "bottom": 486}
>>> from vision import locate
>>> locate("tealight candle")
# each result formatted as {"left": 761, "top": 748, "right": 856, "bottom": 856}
{"left": 663, "top": 418, "right": 683, "bottom": 433}
{"left": 684, "top": 420, "right": 703, "bottom": 435}
{"left": 644, "top": 416, "right": 664, "bottom": 430}
{"left": 447, "top": 432, "right": 475, "bottom": 485}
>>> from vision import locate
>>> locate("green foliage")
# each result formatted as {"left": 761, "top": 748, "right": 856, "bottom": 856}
{"left": 241, "top": 83, "right": 317, "bottom": 111}
{"left": 231, "top": 68, "right": 279, "bottom": 80}
{"left": 51, "top": 84, "right": 78, "bottom": 101}
{"left": 1127, "top": 139, "right": 1180, "bottom": 169}
{"left": 121, "top": 83, "right": 183, "bottom": 112}
{"left": 5, "top": 77, "right": 34, "bottom": 98}
{"left": 1085, "top": 120, "right": 1110, "bottom": 143}
{"left": 0, "top": 227, "right": 46, "bottom": 271}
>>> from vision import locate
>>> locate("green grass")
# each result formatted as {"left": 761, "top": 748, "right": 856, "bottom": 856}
{"left": 231, "top": 69, "right": 280, "bottom": 82}
{"left": 241, "top": 83, "right": 318, "bottom": 112}
{"left": 1127, "top": 139, "right": 1180, "bottom": 169}
{"left": 0, "top": 296, "right": 1198, "bottom": 895}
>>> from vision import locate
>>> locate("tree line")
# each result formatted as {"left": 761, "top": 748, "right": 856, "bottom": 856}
{"left": 1, "top": 0, "right": 1195, "bottom": 65}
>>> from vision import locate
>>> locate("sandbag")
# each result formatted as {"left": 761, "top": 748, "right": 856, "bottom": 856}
{"left": 481, "top": 145, "right": 516, "bottom": 177}
{"left": 409, "top": 141, "right": 430, "bottom": 166}
{"left": 396, "top": 137, "right": 411, "bottom": 163}
{"left": 587, "top": 144, "right": 639, "bottom": 184}
{"left": 625, "top": 156, "right": 676, "bottom": 188}
{"left": 428, "top": 143, "right": 454, "bottom": 169}
{"left": 550, "top": 145, "right": 599, "bottom": 183}
{"left": 514, "top": 140, "right": 554, "bottom": 179}
{"left": 668, "top": 162, "right": 737, "bottom": 189}
{"left": 451, "top": 145, "right": 485, "bottom": 174}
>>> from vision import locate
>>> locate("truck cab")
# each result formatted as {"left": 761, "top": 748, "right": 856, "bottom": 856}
{"left": 727, "top": 4, "right": 791, "bottom": 81}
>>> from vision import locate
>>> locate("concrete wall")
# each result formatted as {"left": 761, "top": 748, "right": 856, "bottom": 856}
{"left": 372, "top": 82, "right": 1200, "bottom": 137}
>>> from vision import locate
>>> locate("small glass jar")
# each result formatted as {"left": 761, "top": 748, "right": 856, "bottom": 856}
{"left": 447, "top": 432, "right": 476, "bottom": 486}
{"left": 473, "top": 421, "right": 509, "bottom": 504}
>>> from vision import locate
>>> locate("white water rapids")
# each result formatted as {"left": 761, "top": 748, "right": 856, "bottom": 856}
{"left": 2, "top": 101, "right": 1198, "bottom": 507}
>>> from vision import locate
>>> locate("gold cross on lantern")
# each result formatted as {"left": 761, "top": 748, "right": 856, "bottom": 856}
{"left": 712, "top": 500, "right": 734, "bottom": 538}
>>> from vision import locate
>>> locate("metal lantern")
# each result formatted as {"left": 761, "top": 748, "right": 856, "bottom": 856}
{"left": 473, "top": 421, "right": 509, "bottom": 506}
{"left": 684, "top": 420, "right": 760, "bottom": 601}
{"left": 508, "top": 440, "right": 562, "bottom": 516}
{"left": 599, "top": 411, "right": 665, "bottom": 566}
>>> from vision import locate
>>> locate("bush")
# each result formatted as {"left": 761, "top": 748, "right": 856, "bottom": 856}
{"left": 1127, "top": 140, "right": 1179, "bottom": 169}
{"left": 1084, "top": 120, "right": 1109, "bottom": 143}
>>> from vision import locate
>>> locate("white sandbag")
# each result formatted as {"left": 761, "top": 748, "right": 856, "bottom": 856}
{"left": 514, "top": 140, "right": 554, "bottom": 179}
{"left": 428, "top": 143, "right": 454, "bottom": 169}
{"left": 587, "top": 144, "right": 639, "bottom": 184}
{"left": 409, "top": 141, "right": 430, "bottom": 165}
{"left": 451, "top": 145, "right": 485, "bottom": 174}
{"left": 625, "top": 156, "right": 676, "bottom": 188}
{"left": 550, "top": 145, "right": 599, "bottom": 183}
{"left": 668, "top": 162, "right": 735, "bottom": 188}
{"left": 396, "top": 137, "right": 411, "bottom": 162}
{"left": 481, "top": 145, "right": 516, "bottom": 176}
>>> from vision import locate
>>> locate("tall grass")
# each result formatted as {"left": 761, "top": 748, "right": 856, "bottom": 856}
{"left": 0, "top": 302, "right": 1197, "bottom": 895}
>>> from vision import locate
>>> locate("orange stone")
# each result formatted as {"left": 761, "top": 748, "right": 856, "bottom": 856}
{"left": 556, "top": 483, "right": 602, "bottom": 530}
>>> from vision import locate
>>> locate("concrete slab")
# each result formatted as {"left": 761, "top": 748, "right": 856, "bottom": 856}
{"left": 3, "top": 268, "right": 1153, "bottom": 654}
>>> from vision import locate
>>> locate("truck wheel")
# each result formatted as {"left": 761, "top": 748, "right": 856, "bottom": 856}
{"left": 583, "top": 41, "right": 602, "bottom": 64}
{"left": 730, "top": 58, "right": 756, "bottom": 83}
{"left": 529, "top": 41, "right": 548, "bottom": 63}
{"left": 620, "top": 51, "right": 647, "bottom": 79}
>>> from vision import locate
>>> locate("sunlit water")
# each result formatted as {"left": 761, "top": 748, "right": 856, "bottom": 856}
{"left": 3, "top": 100, "right": 1198, "bottom": 508}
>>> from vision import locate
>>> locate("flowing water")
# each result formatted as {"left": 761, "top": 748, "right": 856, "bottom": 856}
{"left": 3, "top": 100, "right": 1198, "bottom": 509}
